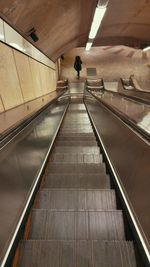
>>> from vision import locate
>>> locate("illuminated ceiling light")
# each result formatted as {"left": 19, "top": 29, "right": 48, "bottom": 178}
{"left": 98, "top": 0, "right": 109, "bottom": 8}
{"left": 85, "top": 42, "right": 93, "bottom": 51}
{"left": 85, "top": 0, "right": 108, "bottom": 51}
{"left": 143, "top": 46, "right": 150, "bottom": 52}
{"left": 89, "top": 7, "right": 106, "bottom": 39}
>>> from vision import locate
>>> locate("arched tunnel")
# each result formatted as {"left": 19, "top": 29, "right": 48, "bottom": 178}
{"left": 0, "top": 1, "right": 150, "bottom": 266}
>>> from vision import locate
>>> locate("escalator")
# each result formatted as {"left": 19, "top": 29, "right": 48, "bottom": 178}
{"left": 14, "top": 97, "right": 138, "bottom": 267}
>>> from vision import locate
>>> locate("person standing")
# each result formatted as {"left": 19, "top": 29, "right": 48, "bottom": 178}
{"left": 74, "top": 56, "right": 82, "bottom": 79}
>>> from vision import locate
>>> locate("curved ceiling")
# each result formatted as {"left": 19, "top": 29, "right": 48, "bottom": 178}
{"left": 0, "top": 0, "right": 150, "bottom": 61}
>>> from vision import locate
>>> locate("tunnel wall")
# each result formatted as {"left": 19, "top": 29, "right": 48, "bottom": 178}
{"left": 0, "top": 18, "right": 58, "bottom": 113}
{"left": 61, "top": 47, "right": 150, "bottom": 91}
{"left": 0, "top": 42, "right": 57, "bottom": 112}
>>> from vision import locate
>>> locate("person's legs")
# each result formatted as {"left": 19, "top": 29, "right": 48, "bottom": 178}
{"left": 77, "top": 70, "right": 80, "bottom": 79}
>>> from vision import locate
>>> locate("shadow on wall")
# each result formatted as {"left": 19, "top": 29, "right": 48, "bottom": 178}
{"left": 60, "top": 46, "right": 150, "bottom": 91}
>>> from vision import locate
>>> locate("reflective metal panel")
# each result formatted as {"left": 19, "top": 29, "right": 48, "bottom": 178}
{"left": 91, "top": 90, "right": 150, "bottom": 134}
{"left": 0, "top": 98, "right": 68, "bottom": 263}
{"left": 85, "top": 94, "right": 150, "bottom": 257}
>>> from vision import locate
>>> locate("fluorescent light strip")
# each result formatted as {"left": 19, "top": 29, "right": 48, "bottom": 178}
{"left": 85, "top": 42, "right": 93, "bottom": 51}
{"left": 89, "top": 7, "right": 106, "bottom": 39}
{"left": 98, "top": 0, "right": 109, "bottom": 8}
{"left": 143, "top": 46, "right": 150, "bottom": 52}
{"left": 85, "top": 6, "right": 107, "bottom": 51}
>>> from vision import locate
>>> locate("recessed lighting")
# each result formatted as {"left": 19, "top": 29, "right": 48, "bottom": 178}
{"left": 143, "top": 47, "right": 150, "bottom": 52}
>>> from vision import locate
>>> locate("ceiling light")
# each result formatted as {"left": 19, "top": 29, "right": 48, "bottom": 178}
{"left": 89, "top": 7, "right": 106, "bottom": 39}
{"left": 98, "top": 0, "right": 109, "bottom": 8}
{"left": 85, "top": 1, "right": 108, "bottom": 51}
{"left": 143, "top": 46, "right": 150, "bottom": 52}
{"left": 85, "top": 42, "right": 93, "bottom": 51}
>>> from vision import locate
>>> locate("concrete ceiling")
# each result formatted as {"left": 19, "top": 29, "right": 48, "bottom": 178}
{"left": 0, "top": 0, "right": 150, "bottom": 61}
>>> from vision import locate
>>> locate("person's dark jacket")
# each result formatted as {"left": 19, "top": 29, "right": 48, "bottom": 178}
{"left": 74, "top": 57, "right": 82, "bottom": 71}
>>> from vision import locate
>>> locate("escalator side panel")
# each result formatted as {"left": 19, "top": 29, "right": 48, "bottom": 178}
{"left": 0, "top": 100, "right": 68, "bottom": 265}
{"left": 85, "top": 96, "right": 150, "bottom": 259}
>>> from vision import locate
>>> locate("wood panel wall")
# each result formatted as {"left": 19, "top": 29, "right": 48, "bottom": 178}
{"left": 0, "top": 42, "right": 57, "bottom": 112}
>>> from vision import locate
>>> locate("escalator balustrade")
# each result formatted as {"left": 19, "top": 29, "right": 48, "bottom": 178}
{"left": 16, "top": 98, "right": 137, "bottom": 267}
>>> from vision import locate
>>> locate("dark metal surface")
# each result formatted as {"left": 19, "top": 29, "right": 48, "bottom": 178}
{"left": 0, "top": 98, "right": 68, "bottom": 264}
{"left": 84, "top": 94, "right": 150, "bottom": 260}
{"left": 38, "top": 189, "right": 116, "bottom": 210}
{"left": 119, "top": 79, "right": 150, "bottom": 104}
{"left": 29, "top": 210, "right": 125, "bottom": 240}
{"left": 47, "top": 163, "right": 106, "bottom": 174}
{"left": 51, "top": 153, "right": 102, "bottom": 163}
{"left": 18, "top": 240, "right": 137, "bottom": 267}
{"left": 55, "top": 140, "right": 97, "bottom": 146}
{"left": 44, "top": 173, "right": 111, "bottom": 189}
{"left": 54, "top": 146, "right": 100, "bottom": 153}
{"left": 16, "top": 97, "right": 137, "bottom": 267}
{"left": 0, "top": 91, "right": 65, "bottom": 148}
{"left": 87, "top": 89, "right": 150, "bottom": 137}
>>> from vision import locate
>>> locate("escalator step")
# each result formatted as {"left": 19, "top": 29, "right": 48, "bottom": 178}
{"left": 61, "top": 122, "right": 92, "bottom": 125}
{"left": 28, "top": 210, "right": 125, "bottom": 240}
{"left": 62, "top": 122, "right": 92, "bottom": 126}
{"left": 47, "top": 163, "right": 106, "bottom": 174}
{"left": 17, "top": 240, "right": 137, "bottom": 267}
{"left": 61, "top": 116, "right": 91, "bottom": 119}
{"left": 64, "top": 112, "right": 89, "bottom": 115}
{"left": 65, "top": 110, "right": 89, "bottom": 114}
{"left": 54, "top": 146, "right": 100, "bottom": 153}
{"left": 60, "top": 129, "right": 93, "bottom": 133}
{"left": 61, "top": 119, "right": 90, "bottom": 122}
{"left": 57, "top": 132, "right": 95, "bottom": 138}
{"left": 15, "top": 99, "right": 138, "bottom": 267}
{"left": 60, "top": 126, "right": 92, "bottom": 129}
{"left": 50, "top": 153, "right": 102, "bottom": 163}
{"left": 66, "top": 107, "right": 87, "bottom": 110}
{"left": 44, "top": 174, "right": 110, "bottom": 189}
{"left": 38, "top": 189, "right": 116, "bottom": 210}
{"left": 55, "top": 140, "right": 97, "bottom": 146}
{"left": 57, "top": 136, "right": 96, "bottom": 141}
